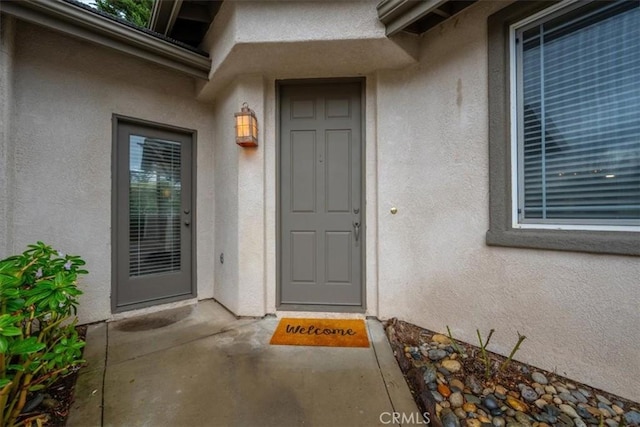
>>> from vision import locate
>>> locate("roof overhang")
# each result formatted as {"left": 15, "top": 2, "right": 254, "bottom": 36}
{"left": 150, "top": 0, "right": 222, "bottom": 48}
{"left": 0, "top": 0, "right": 211, "bottom": 79}
{"left": 377, "top": 0, "right": 478, "bottom": 36}
{"left": 150, "top": 0, "right": 183, "bottom": 36}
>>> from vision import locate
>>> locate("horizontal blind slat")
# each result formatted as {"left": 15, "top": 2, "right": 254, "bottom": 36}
{"left": 518, "top": 1, "right": 640, "bottom": 224}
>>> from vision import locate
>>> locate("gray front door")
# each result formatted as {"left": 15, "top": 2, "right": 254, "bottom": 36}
{"left": 279, "top": 81, "right": 364, "bottom": 307}
{"left": 114, "top": 119, "right": 194, "bottom": 310}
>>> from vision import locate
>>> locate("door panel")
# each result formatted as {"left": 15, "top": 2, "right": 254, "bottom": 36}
{"left": 326, "top": 130, "right": 352, "bottom": 213}
{"left": 115, "top": 121, "right": 193, "bottom": 310}
{"left": 291, "top": 131, "right": 317, "bottom": 213}
{"left": 280, "top": 82, "right": 363, "bottom": 307}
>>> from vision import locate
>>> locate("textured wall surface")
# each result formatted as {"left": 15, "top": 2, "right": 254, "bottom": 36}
{"left": 9, "top": 23, "right": 216, "bottom": 323}
{"left": 0, "top": 16, "right": 16, "bottom": 256}
{"left": 211, "top": 83, "right": 240, "bottom": 314}
{"left": 197, "top": 0, "right": 417, "bottom": 100}
{"left": 374, "top": 1, "right": 640, "bottom": 401}
{"left": 212, "top": 76, "right": 267, "bottom": 316}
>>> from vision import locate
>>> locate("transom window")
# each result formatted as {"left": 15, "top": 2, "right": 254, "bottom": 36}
{"left": 511, "top": 0, "right": 640, "bottom": 230}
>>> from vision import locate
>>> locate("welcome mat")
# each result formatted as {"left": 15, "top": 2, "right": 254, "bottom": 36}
{"left": 270, "top": 318, "right": 370, "bottom": 348}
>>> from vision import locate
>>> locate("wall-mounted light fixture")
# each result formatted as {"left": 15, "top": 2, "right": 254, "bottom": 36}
{"left": 235, "top": 102, "right": 258, "bottom": 147}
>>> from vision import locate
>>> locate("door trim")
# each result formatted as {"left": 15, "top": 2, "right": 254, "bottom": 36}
{"left": 111, "top": 114, "right": 198, "bottom": 313}
{"left": 275, "top": 78, "right": 366, "bottom": 312}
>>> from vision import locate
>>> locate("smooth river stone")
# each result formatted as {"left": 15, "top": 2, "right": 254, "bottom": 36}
{"left": 574, "top": 417, "right": 587, "bottom": 427}
{"left": 515, "top": 411, "right": 533, "bottom": 426}
{"left": 463, "top": 402, "right": 477, "bottom": 413}
{"left": 520, "top": 386, "right": 538, "bottom": 402}
{"left": 577, "top": 388, "right": 592, "bottom": 398}
{"left": 611, "top": 405, "right": 624, "bottom": 415}
{"left": 450, "top": 379, "right": 465, "bottom": 392}
{"left": 432, "top": 391, "right": 445, "bottom": 402}
{"left": 624, "top": 411, "right": 640, "bottom": 425}
{"left": 465, "top": 375, "right": 483, "bottom": 395}
{"left": 432, "top": 334, "right": 452, "bottom": 345}
{"left": 441, "top": 408, "right": 461, "bottom": 427}
{"left": 449, "top": 392, "right": 464, "bottom": 408}
{"left": 506, "top": 396, "right": 528, "bottom": 413}
{"left": 441, "top": 359, "right": 462, "bottom": 373}
{"left": 483, "top": 395, "right": 500, "bottom": 410}
{"left": 559, "top": 404, "right": 579, "bottom": 419}
{"left": 423, "top": 364, "right": 437, "bottom": 384}
{"left": 438, "top": 384, "right": 452, "bottom": 398}
{"left": 531, "top": 371, "right": 548, "bottom": 385}
{"left": 429, "top": 349, "right": 448, "bottom": 361}
{"left": 454, "top": 408, "right": 467, "bottom": 419}
{"left": 558, "top": 392, "right": 578, "bottom": 404}
{"left": 534, "top": 399, "right": 547, "bottom": 410}
{"left": 465, "top": 394, "right": 481, "bottom": 405}
{"left": 571, "top": 391, "right": 588, "bottom": 404}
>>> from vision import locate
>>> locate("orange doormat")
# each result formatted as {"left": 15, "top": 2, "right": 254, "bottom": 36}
{"left": 269, "top": 318, "right": 370, "bottom": 348}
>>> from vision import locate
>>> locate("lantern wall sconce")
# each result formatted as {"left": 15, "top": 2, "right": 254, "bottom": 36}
{"left": 235, "top": 102, "right": 258, "bottom": 147}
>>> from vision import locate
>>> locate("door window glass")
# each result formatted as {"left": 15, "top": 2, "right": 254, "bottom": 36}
{"left": 128, "top": 135, "right": 182, "bottom": 276}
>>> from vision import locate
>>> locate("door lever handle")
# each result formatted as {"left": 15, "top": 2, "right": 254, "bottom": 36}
{"left": 353, "top": 221, "right": 360, "bottom": 242}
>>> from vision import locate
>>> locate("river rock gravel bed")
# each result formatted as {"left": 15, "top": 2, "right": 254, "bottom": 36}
{"left": 384, "top": 318, "right": 639, "bottom": 427}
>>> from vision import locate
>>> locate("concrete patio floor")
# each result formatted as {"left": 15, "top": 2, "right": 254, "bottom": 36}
{"left": 66, "top": 300, "right": 420, "bottom": 426}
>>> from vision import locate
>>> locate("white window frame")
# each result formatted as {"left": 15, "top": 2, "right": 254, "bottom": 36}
{"left": 508, "top": 0, "right": 640, "bottom": 233}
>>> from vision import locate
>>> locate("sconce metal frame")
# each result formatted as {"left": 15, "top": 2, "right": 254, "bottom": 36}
{"left": 235, "top": 102, "right": 258, "bottom": 147}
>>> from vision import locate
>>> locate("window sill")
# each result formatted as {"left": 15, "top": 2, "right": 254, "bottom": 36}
{"left": 486, "top": 228, "right": 640, "bottom": 256}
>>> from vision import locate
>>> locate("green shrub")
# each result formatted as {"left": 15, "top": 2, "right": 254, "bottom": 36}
{"left": 0, "top": 242, "right": 88, "bottom": 426}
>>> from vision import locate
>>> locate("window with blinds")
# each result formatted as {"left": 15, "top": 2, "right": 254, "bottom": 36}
{"left": 513, "top": 0, "right": 640, "bottom": 228}
{"left": 129, "top": 135, "right": 182, "bottom": 276}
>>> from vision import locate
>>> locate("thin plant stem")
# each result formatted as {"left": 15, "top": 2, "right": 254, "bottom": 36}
{"left": 446, "top": 325, "right": 463, "bottom": 355}
{"left": 484, "top": 329, "right": 495, "bottom": 348}
{"left": 477, "top": 329, "right": 491, "bottom": 379}
{"left": 499, "top": 332, "right": 527, "bottom": 372}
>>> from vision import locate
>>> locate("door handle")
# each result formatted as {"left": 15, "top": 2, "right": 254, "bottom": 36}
{"left": 184, "top": 220, "right": 190, "bottom": 226}
{"left": 353, "top": 221, "right": 360, "bottom": 242}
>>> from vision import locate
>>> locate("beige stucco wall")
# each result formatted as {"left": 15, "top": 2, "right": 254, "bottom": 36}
{"left": 197, "top": 0, "right": 417, "bottom": 100}
{"left": 374, "top": 1, "right": 640, "bottom": 401}
{"left": 7, "top": 22, "right": 216, "bottom": 324}
{"left": 0, "top": 15, "right": 16, "bottom": 256}
{"left": 212, "top": 75, "right": 267, "bottom": 316}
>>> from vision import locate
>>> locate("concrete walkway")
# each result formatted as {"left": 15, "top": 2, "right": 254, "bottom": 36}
{"left": 67, "top": 300, "right": 420, "bottom": 426}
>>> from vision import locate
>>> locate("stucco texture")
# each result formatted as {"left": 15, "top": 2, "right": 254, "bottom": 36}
{"left": 374, "top": 1, "right": 639, "bottom": 401}
{"left": 0, "top": 16, "right": 16, "bottom": 256}
{"left": 212, "top": 75, "right": 266, "bottom": 317}
{"left": 197, "top": 0, "right": 417, "bottom": 100}
{"left": 7, "top": 23, "right": 216, "bottom": 323}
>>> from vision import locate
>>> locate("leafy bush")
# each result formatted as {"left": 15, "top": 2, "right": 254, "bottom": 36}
{"left": 0, "top": 242, "right": 87, "bottom": 426}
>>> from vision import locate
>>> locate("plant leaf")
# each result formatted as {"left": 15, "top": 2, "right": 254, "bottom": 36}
{"left": 10, "top": 337, "right": 46, "bottom": 355}
{"left": 28, "top": 384, "right": 46, "bottom": 392}
{"left": 0, "top": 326, "right": 22, "bottom": 337}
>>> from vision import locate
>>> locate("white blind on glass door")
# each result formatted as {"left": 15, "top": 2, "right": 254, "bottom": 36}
{"left": 129, "top": 136, "right": 182, "bottom": 276}
{"left": 518, "top": 1, "right": 640, "bottom": 224}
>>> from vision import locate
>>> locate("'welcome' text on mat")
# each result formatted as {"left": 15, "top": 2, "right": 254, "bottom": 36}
{"left": 269, "top": 318, "right": 370, "bottom": 348}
